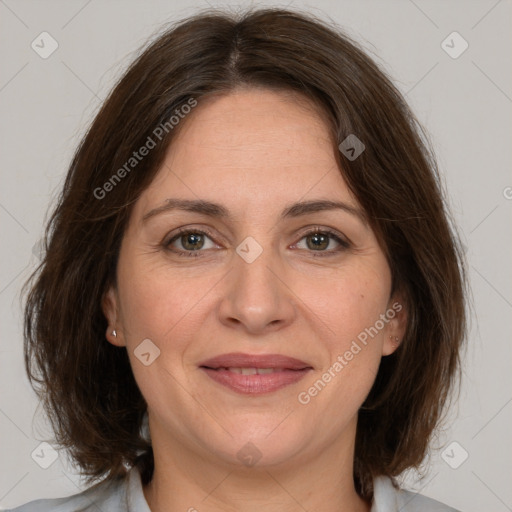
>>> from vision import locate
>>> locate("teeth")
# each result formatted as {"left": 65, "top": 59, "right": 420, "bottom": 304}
{"left": 226, "top": 367, "right": 279, "bottom": 375}
{"left": 256, "top": 368, "right": 275, "bottom": 374}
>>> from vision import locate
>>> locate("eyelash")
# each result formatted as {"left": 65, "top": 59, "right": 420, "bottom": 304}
{"left": 164, "top": 226, "right": 350, "bottom": 258}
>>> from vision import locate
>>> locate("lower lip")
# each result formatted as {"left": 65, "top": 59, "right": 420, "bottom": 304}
{"left": 200, "top": 367, "right": 311, "bottom": 395}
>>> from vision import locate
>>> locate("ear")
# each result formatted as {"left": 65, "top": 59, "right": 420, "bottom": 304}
{"left": 382, "top": 293, "right": 407, "bottom": 356}
{"left": 102, "top": 286, "right": 125, "bottom": 347}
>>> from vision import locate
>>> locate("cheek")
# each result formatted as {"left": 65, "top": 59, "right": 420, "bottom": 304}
{"left": 295, "top": 261, "right": 390, "bottom": 402}
{"left": 299, "top": 261, "right": 391, "bottom": 344}
{"left": 115, "top": 256, "right": 205, "bottom": 414}
{"left": 116, "top": 250, "right": 208, "bottom": 344}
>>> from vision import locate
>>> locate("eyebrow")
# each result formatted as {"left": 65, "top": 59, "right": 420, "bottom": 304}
{"left": 142, "top": 198, "right": 367, "bottom": 226}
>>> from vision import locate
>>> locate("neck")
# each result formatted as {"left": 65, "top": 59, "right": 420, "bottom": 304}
{"left": 143, "top": 418, "right": 370, "bottom": 512}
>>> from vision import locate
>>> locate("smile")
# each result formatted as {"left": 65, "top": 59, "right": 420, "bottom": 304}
{"left": 200, "top": 367, "right": 312, "bottom": 394}
{"left": 199, "top": 352, "right": 313, "bottom": 394}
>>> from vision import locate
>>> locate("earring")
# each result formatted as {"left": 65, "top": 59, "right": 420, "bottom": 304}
{"left": 389, "top": 335, "right": 399, "bottom": 344}
{"left": 112, "top": 329, "right": 117, "bottom": 338}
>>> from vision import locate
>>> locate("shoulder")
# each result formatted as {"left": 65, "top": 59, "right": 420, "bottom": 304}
{"left": 4, "top": 468, "right": 144, "bottom": 512}
{"left": 7, "top": 469, "right": 460, "bottom": 512}
{"left": 372, "top": 476, "right": 461, "bottom": 512}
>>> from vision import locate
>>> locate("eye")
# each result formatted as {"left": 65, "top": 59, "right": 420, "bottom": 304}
{"left": 294, "top": 228, "right": 350, "bottom": 256}
{"left": 164, "top": 226, "right": 350, "bottom": 258}
{"left": 165, "top": 228, "right": 218, "bottom": 257}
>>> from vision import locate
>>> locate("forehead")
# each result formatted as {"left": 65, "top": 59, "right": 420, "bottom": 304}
{"left": 135, "top": 88, "right": 359, "bottom": 218}
{"left": 171, "top": 87, "right": 334, "bottom": 165}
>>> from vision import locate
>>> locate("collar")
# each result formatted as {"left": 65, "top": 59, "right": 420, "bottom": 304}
{"left": 126, "top": 466, "right": 399, "bottom": 512}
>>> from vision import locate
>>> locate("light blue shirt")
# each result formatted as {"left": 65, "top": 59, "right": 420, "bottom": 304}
{"left": 5, "top": 466, "right": 460, "bottom": 511}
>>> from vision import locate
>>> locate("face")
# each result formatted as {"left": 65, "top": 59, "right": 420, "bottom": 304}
{"left": 103, "top": 88, "right": 406, "bottom": 470}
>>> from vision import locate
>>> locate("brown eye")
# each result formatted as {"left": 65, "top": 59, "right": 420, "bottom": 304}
{"left": 165, "top": 229, "right": 217, "bottom": 256}
{"left": 305, "top": 232, "right": 330, "bottom": 251}
{"left": 179, "top": 232, "right": 205, "bottom": 251}
{"left": 294, "top": 228, "right": 350, "bottom": 256}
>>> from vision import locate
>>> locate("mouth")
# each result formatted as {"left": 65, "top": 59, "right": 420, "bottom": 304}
{"left": 199, "top": 353, "right": 313, "bottom": 395}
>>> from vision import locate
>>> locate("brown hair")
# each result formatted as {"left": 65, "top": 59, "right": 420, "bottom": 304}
{"left": 23, "top": 7, "right": 467, "bottom": 500}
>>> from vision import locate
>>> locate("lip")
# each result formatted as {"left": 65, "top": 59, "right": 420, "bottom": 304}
{"left": 199, "top": 352, "right": 313, "bottom": 395}
{"left": 199, "top": 352, "right": 311, "bottom": 370}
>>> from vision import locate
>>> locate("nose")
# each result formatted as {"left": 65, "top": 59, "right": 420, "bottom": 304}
{"left": 217, "top": 243, "right": 296, "bottom": 335}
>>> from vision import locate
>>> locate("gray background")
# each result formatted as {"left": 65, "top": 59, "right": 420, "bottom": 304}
{"left": 1, "top": 0, "right": 511, "bottom": 510}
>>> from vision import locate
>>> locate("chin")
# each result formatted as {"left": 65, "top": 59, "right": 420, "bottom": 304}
{"left": 197, "top": 417, "right": 314, "bottom": 469}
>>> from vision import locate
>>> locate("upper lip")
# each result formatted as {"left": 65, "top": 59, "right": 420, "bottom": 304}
{"left": 199, "top": 352, "right": 312, "bottom": 370}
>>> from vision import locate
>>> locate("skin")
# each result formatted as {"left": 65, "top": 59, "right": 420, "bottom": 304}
{"left": 103, "top": 87, "right": 407, "bottom": 512}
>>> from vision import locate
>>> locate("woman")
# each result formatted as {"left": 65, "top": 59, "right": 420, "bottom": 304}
{"left": 14, "top": 7, "right": 466, "bottom": 512}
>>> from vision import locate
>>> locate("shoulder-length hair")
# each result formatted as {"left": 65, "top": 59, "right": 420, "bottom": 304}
{"left": 24, "top": 7, "right": 467, "bottom": 500}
